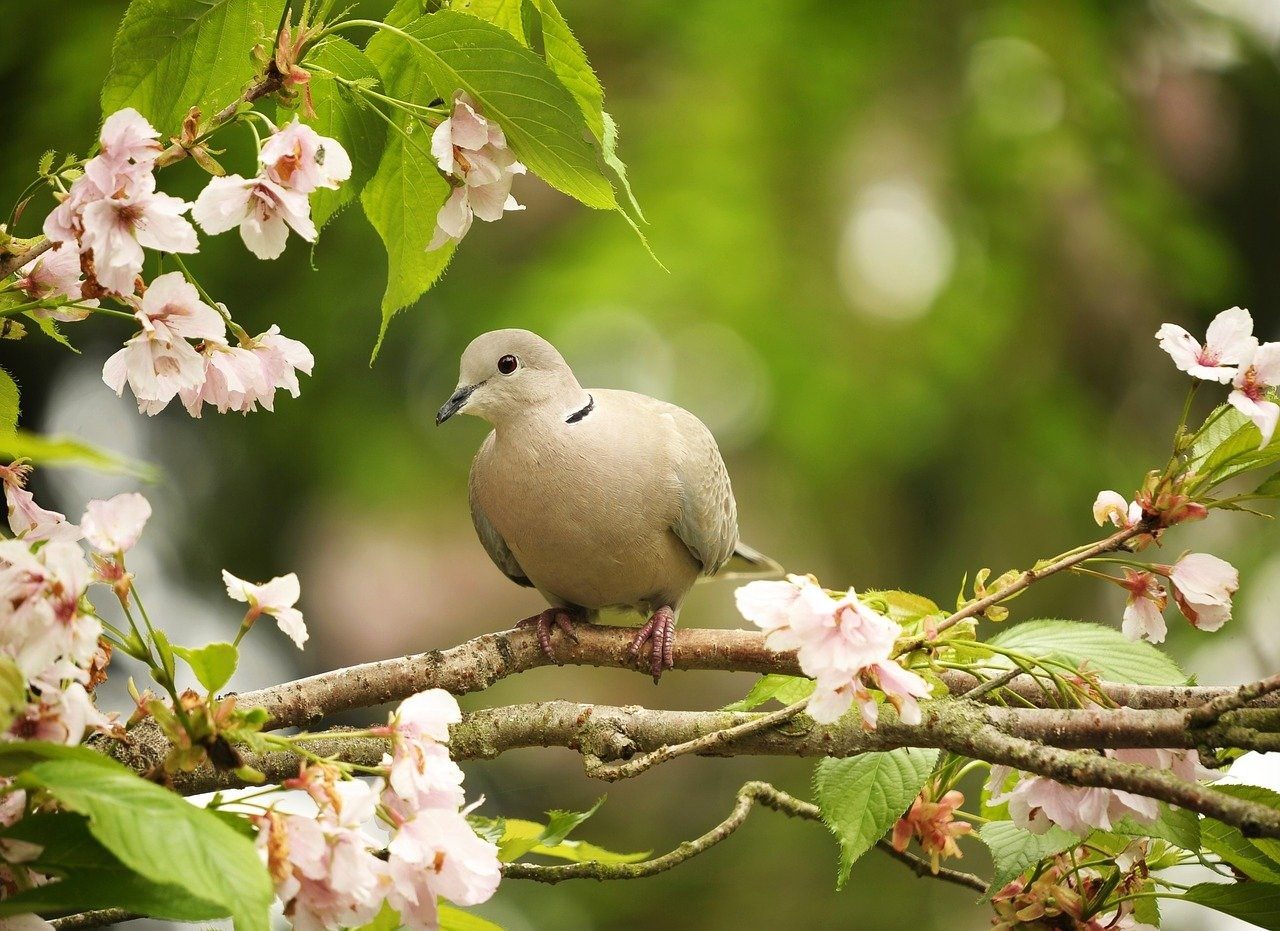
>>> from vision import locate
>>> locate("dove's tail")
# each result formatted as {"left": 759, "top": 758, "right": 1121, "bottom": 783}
{"left": 714, "top": 541, "right": 785, "bottom": 580}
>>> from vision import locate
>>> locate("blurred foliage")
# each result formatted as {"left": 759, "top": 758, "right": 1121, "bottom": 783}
{"left": 5, "top": 1, "right": 1280, "bottom": 927}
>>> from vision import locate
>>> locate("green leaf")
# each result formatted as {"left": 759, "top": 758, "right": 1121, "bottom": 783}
{"left": 0, "top": 367, "right": 18, "bottom": 440}
{"left": 25, "top": 312, "right": 80, "bottom": 353}
{"left": 600, "top": 110, "right": 644, "bottom": 223}
{"left": 1113, "top": 802, "right": 1200, "bottom": 851}
{"left": 0, "top": 739, "right": 125, "bottom": 776}
{"left": 813, "top": 748, "right": 938, "bottom": 888}
{"left": 439, "top": 904, "right": 505, "bottom": 931}
{"left": 862, "top": 589, "right": 942, "bottom": 625}
{"left": 1202, "top": 818, "right": 1280, "bottom": 883}
{"left": 449, "top": 0, "right": 527, "bottom": 41}
{"left": 987, "top": 619, "right": 1186, "bottom": 685}
{"left": 525, "top": 0, "right": 603, "bottom": 141}
{"left": 978, "top": 820, "right": 1078, "bottom": 897}
{"left": 542, "top": 796, "right": 604, "bottom": 846}
{"left": 362, "top": 2, "right": 458, "bottom": 357}
{"left": 173, "top": 641, "right": 239, "bottom": 692}
{"left": 101, "top": 0, "right": 278, "bottom": 135}
{"left": 723, "top": 674, "right": 815, "bottom": 712}
{"left": 0, "top": 656, "right": 26, "bottom": 735}
{"left": 375, "top": 11, "right": 615, "bottom": 209}
{"left": 295, "top": 37, "right": 388, "bottom": 229}
{"left": 1182, "top": 882, "right": 1280, "bottom": 930}
{"left": 0, "top": 429, "right": 155, "bottom": 478}
{"left": 353, "top": 901, "right": 403, "bottom": 931}
{"left": 0, "top": 813, "right": 229, "bottom": 921}
{"left": 1213, "top": 785, "right": 1280, "bottom": 863}
{"left": 495, "top": 818, "right": 648, "bottom": 864}
{"left": 1253, "top": 471, "right": 1280, "bottom": 499}
{"left": 18, "top": 758, "right": 273, "bottom": 931}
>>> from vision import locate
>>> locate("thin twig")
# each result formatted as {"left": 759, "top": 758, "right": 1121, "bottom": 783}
{"left": 50, "top": 909, "right": 136, "bottom": 930}
{"left": 583, "top": 698, "right": 811, "bottom": 782}
{"left": 1186, "top": 671, "right": 1280, "bottom": 729}
{"left": 960, "top": 668, "right": 1023, "bottom": 701}
{"left": 501, "top": 780, "right": 988, "bottom": 894}
{"left": 930, "top": 523, "right": 1146, "bottom": 637}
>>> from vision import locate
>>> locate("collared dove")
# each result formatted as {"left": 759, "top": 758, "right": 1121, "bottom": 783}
{"left": 436, "top": 329, "right": 780, "bottom": 678}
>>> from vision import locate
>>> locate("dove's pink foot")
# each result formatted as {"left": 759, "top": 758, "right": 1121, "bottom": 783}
{"left": 517, "top": 607, "right": 581, "bottom": 660}
{"left": 628, "top": 605, "right": 676, "bottom": 682}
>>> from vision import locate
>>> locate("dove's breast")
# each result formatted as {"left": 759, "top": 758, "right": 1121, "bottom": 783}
{"left": 470, "top": 391, "right": 701, "bottom": 613}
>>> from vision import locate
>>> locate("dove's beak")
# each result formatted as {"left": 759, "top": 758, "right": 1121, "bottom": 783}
{"left": 436, "top": 384, "right": 477, "bottom": 424}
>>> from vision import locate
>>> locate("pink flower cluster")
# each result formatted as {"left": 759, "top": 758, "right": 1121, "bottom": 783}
{"left": 735, "top": 575, "right": 931, "bottom": 726}
{"left": 1158, "top": 306, "right": 1280, "bottom": 445}
{"left": 428, "top": 92, "right": 525, "bottom": 250}
{"left": 256, "top": 690, "right": 500, "bottom": 931}
{"left": 192, "top": 117, "right": 350, "bottom": 260}
{"left": 987, "top": 748, "right": 1211, "bottom": 836}
{"left": 0, "top": 470, "right": 152, "bottom": 747}
{"left": 44, "top": 108, "right": 196, "bottom": 296}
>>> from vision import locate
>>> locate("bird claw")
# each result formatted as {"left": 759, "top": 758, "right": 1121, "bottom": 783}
{"left": 628, "top": 606, "right": 676, "bottom": 682}
{"left": 517, "top": 608, "right": 580, "bottom": 661}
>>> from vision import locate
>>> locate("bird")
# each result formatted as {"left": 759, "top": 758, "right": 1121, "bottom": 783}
{"left": 436, "top": 328, "right": 780, "bottom": 679}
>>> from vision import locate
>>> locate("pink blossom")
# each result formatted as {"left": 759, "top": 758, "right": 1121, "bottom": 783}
{"left": 427, "top": 91, "right": 525, "bottom": 251}
{"left": 10, "top": 682, "right": 108, "bottom": 745}
{"left": 85, "top": 108, "right": 162, "bottom": 193}
{"left": 102, "top": 329, "right": 206, "bottom": 415}
{"left": 1229, "top": 342, "right": 1280, "bottom": 447}
{"left": 1120, "top": 569, "right": 1168, "bottom": 643}
{"left": 222, "top": 570, "right": 307, "bottom": 648}
{"left": 384, "top": 739, "right": 466, "bottom": 818}
{"left": 1092, "top": 490, "right": 1142, "bottom": 529}
{"left": 1162, "top": 552, "right": 1238, "bottom": 632}
{"left": 191, "top": 174, "right": 316, "bottom": 260}
{"left": 261, "top": 118, "right": 352, "bottom": 194}
{"left": 15, "top": 245, "right": 96, "bottom": 320}
{"left": 179, "top": 343, "right": 268, "bottom": 417}
{"left": 395, "top": 689, "right": 462, "bottom": 744}
{"left": 0, "top": 539, "right": 99, "bottom": 682}
{"left": 427, "top": 180, "right": 524, "bottom": 251}
{"left": 80, "top": 493, "right": 151, "bottom": 554}
{"left": 387, "top": 807, "right": 502, "bottom": 911}
{"left": 244, "top": 325, "right": 315, "bottom": 409}
{"left": 0, "top": 463, "right": 80, "bottom": 543}
{"left": 866, "top": 658, "right": 931, "bottom": 726}
{"left": 79, "top": 174, "right": 198, "bottom": 295}
{"left": 133, "top": 272, "right": 225, "bottom": 344}
{"left": 43, "top": 173, "right": 108, "bottom": 248}
{"left": 1156, "top": 306, "right": 1258, "bottom": 384}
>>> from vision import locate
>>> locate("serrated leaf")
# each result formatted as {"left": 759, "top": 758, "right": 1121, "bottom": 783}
{"left": 362, "top": 0, "right": 458, "bottom": 356}
{"left": 0, "top": 813, "right": 228, "bottom": 921}
{"left": 37, "top": 150, "right": 56, "bottom": 176}
{"left": 294, "top": 37, "right": 387, "bottom": 228}
{"left": 601, "top": 110, "right": 644, "bottom": 223}
{"left": 978, "top": 820, "right": 1078, "bottom": 897}
{"left": 987, "top": 619, "right": 1186, "bottom": 685}
{"left": 495, "top": 818, "right": 648, "bottom": 864}
{"left": 101, "top": 0, "right": 277, "bottom": 135}
{"left": 1182, "top": 882, "right": 1280, "bottom": 929}
{"left": 374, "top": 10, "right": 615, "bottom": 209}
{"left": 526, "top": 0, "right": 603, "bottom": 140}
{"left": 25, "top": 312, "right": 80, "bottom": 353}
{"left": 813, "top": 748, "right": 938, "bottom": 888}
{"left": 863, "top": 589, "right": 942, "bottom": 625}
{"left": 173, "top": 641, "right": 238, "bottom": 693}
{"left": 542, "top": 796, "right": 604, "bottom": 846}
{"left": 1253, "top": 471, "right": 1280, "bottom": 498}
{"left": 1202, "top": 818, "right": 1280, "bottom": 883}
{"left": 17, "top": 758, "right": 273, "bottom": 931}
{"left": 723, "top": 674, "right": 815, "bottom": 712}
{"left": 449, "top": 0, "right": 526, "bottom": 40}
{"left": 0, "top": 367, "right": 18, "bottom": 439}
{"left": 0, "top": 656, "right": 25, "bottom": 735}
{"left": 1214, "top": 784, "right": 1280, "bottom": 863}
{"left": 1113, "top": 802, "right": 1200, "bottom": 851}
{"left": 0, "top": 429, "right": 155, "bottom": 478}
{"left": 439, "top": 904, "right": 505, "bottom": 931}
{"left": 0, "top": 739, "right": 125, "bottom": 776}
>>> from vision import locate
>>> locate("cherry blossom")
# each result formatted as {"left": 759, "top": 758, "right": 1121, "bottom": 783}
{"left": 222, "top": 570, "right": 307, "bottom": 648}
{"left": 191, "top": 174, "right": 316, "bottom": 260}
{"left": 1092, "top": 490, "right": 1142, "bottom": 530}
{"left": 79, "top": 173, "right": 198, "bottom": 295}
{"left": 102, "top": 327, "right": 206, "bottom": 415}
{"left": 1156, "top": 306, "right": 1258, "bottom": 384}
{"left": 891, "top": 785, "right": 973, "bottom": 872}
{"left": 132, "top": 271, "right": 225, "bottom": 344}
{"left": 387, "top": 807, "right": 502, "bottom": 915}
{"left": 393, "top": 688, "right": 462, "bottom": 744}
{"left": 84, "top": 108, "right": 163, "bottom": 193}
{"left": 179, "top": 343, "right": 267, "bottom": 417}
{"left": 735, "top": 576, "right": 931, "bottom": 726}
{"left": 261, "top": 118, "right": 352, "bottom": 194}
{"left": 1119, "top": 569, "right": 1168, "bottom": 643}
{"left": 1160, "top": 552, "right": 1238, "bottom": 632}
{"left": 1228, "top": 341, "right": 1280, "bottom": 447}
{"left": 0, "top": 539, "right": 99, "bottom": 683}
{"left": 0, "top": 463, "right": 80, "bottom": 543}
{"left": 10, "top": 681, "right": 108, "bottom": 745}
{"left": 427, "top": 91, "right": 525, "bottom": 251}
{"left": 382, "top": 690, "right": 466, "bottom": 816}
{"left": 15, "top": 245, "right": 96, "bottom": 320}
{"left": 80, "top": 493, "right": 151, "bottom": 554}
{"left": 242, "top": 325, "right": 315, "bottom": 411}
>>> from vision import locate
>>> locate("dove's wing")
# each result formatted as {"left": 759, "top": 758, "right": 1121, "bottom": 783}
{"left": 667, "top": 405, "right": 739, "bottom": 576}
{"left": 469, "top": 435, "right": 533, "bottom": 588}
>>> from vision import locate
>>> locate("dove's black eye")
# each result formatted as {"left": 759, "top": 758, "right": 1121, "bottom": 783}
{"left": 497, "top": 354, "right": 518, "bottom": 375}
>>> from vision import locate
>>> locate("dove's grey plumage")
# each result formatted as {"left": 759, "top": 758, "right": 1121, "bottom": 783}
{"left": 437, "top": 329, "right": 778, "bottom": 676}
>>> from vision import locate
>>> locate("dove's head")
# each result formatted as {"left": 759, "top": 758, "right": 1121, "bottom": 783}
{"left": 436, "top": 329, "right": 585, "bottom": 426}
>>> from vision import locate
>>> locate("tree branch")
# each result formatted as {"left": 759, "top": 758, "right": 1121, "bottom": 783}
{"left": 501, "top": 780, "right": 988, "bottom": 894}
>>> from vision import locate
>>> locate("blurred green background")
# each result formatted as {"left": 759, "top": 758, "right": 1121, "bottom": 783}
{"left": 5, "top": 1, "right": 1280, "bottom": 928}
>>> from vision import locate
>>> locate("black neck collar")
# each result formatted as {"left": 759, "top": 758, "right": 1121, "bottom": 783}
{"left": 566, "top": 394, "right": 594, "bottom": 424}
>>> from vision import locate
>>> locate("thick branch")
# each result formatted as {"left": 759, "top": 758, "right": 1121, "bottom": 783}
{"left": 502, "top": 780, "right": 988, "bottom": 894}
